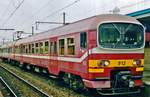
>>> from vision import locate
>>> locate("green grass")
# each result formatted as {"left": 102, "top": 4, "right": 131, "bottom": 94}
{"left": 144, "top": 48, "right": 150, "bottom": 81}
{"left": 0, "top": 67, "right": 41, "bottom": 97}
{"left": 144, "top": 48, "right": 150, "bottom": 65}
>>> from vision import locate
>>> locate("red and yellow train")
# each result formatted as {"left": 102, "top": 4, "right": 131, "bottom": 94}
{"left": 0, "top": 14, "right": 145, "bottom": 95}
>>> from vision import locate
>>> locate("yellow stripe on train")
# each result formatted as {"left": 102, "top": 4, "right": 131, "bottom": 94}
{"left": 89, "top": 59, "right": 144, "bottom": 68}
{"left": 89, "top": 68, "right": 104, "bottom": 73}
{"left": 136, "top": 67, "right": 144, "bottom": 71}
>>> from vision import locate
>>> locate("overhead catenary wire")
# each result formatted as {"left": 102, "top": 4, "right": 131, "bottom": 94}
{"left": 14, "top": 0, "right": 20, "bottom": 4}
{"left": 0, "top": 0, "right": 25, "bottom": 43}
{"left": 11, "top": 0, "right": 17, "bottom": 8}
{"left": 1, "top": 0, "right": 25, "bottom": 27}
{"left": 40, "top": 0, "right": 81, "bottom": 21}
{"left": 4, "top": 0, "right": 146, "bottom": 36}
{"left": 18, "top": 0, "right": 56, "bottom": 29}
{"left": 22, "top": 0, "right": 81, "bottom": 32}
{"left": 0, "top": 1, "right": 12, "bottom": 26}
{"left": 0, "top": 0, "right": 147, "bottom": 44}
{"left": 33, "top": 0, "right": 56, "bottom": 16}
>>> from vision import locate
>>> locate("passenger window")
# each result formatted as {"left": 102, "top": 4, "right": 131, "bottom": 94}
{"left": 39, "top": 42, "right": 43, "bottom": 54}
{"left": 44, "top": 41, "right": 49, "bottom": 54}
{"left": 59, "top": 39, "right": 65, "bottom": 55}
{"left": 5, "top": 48, "right": 7, "bottom": 53}
{"left": 23, "top": 45, "right": 25, "bottom": 53}
{"left": 25, "top": 45, "right": 28, "bottom": 53}
{"left": 31, "top": 44, "right": 34, "bottom": 54}
{"left": 29, "top": 44, "right": 31, "bottom": 54}
{"left": 80, "top": 32, "right": 87, "bottom": 49}
{"left": 35, "top": 43, "right": 39, "bottom": 54}
{"left": 16, "top": 46, "right": 20, "bottom": 54}
{"left": 8, "top": 48, "right": 10, "bottom": 53}
{"left": 50, "top": 42, "right": 53, "bottom": 55}
{"left": 54, "top": 41, "right": 57, "bottom": 55}
{"left": 10, "top": 48, "right": 12, "bottom": 53}
{"left": 67, "top": 38, "right": 75, "bottom": 55}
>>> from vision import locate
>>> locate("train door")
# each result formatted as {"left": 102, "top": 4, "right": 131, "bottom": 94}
{"left": 48, "top": 38, "right": 59, "bottom": 75}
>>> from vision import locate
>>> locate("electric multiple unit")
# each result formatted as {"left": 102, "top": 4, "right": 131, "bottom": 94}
{"left": 0, "top": 14, "right": 145, "bottom": 95}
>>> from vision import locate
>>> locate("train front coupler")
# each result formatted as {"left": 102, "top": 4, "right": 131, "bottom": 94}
{"left": 96, "top": 71, "right": 141, "bottom": 95}
{"left": 112, "top": 71, "right": 134, "bottom": 88}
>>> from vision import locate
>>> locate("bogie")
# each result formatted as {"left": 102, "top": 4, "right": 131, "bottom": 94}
{"left": 59, "top": 72, "right": 85, "bottom": 92}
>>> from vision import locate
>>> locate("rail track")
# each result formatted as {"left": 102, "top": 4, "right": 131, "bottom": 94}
{"left": 0, "top": 65, "right": 52, "bottom": 97}
{"left": 0, "top": 62, "right": 87, "bottom": 97}
{"left": 0, "top": 77, "right": 17, "bottom": 97}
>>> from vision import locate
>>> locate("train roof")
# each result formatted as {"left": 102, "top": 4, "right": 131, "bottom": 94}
{"left": 2, "top": 14, "right": 142, "bottom": 47}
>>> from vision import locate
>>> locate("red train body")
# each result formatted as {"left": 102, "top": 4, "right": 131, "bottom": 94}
{"left": 0, "top": 14, "right": 145, "bottom": 95}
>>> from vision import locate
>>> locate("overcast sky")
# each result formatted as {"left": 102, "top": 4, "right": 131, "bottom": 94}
{"left": 0, "top": 0, "right": 149, "bottom": 43}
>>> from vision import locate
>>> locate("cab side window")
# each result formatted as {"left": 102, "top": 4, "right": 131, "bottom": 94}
{"left": 80, "top": 32, "right": 87, "bottom": 49}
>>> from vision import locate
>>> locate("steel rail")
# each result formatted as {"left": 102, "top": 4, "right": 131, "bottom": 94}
{"left": 0, "top": 65, "right": 52, "bottom": 97}
{"left": 0, "top": 77, "right": 17, "bottom": 97}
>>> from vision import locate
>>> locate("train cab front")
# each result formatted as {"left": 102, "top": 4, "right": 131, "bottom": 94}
{"left": 83, "top": 59, "right": 144, "bottom": 95}
{"left": 83, "top": 22, "right": 145, "bottom": 95}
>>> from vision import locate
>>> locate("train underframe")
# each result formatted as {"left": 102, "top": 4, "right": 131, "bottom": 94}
{"left": 0, "top": 57, "right": 143, "bottom": 96}
{"left": 97, "top": 70, "right": 142, "bottom": 95}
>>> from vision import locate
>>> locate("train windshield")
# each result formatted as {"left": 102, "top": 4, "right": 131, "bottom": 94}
{"left": 98, "top": 23, "right": 144, "bottom": 49}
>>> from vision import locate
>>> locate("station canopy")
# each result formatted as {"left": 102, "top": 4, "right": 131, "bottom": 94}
{"left": 127, "top": 8, "right": 150, "bottom": 32}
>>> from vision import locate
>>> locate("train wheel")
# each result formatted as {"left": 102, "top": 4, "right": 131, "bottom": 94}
{"left": 70, "top": 75, "right": 85, "bottom": 93}
{"left": 34, "top": 67, "right": 40, "bottom": 73}
{"left": 19, "top": 64, "right": 24, "bottom": 68}
{"left": 60, "top": 73, "right": 85, "bottom": 92}
{"left": 26, "top": 65, "right": 31, "bottom": 70}
{"left": 61, "top": 73, "right": 70, "bottom": 85}
{"left": 87, "top": 88, "right": 99, "bottom": 95}
{"left": 42, "top": 69, "right": 48, "bottom": 74}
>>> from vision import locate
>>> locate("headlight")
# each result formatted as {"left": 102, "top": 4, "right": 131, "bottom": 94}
{"left": 133, "top": 59, "right": 141, "bottom": 66}
{"left": 104, "top": 61, "right": 110, "bottom": 66}
{"left": 100, "top": 60, "right": 110, "bottom": 67}
{"left": 129, "top": 81, "right": 135, "bottom": 87}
